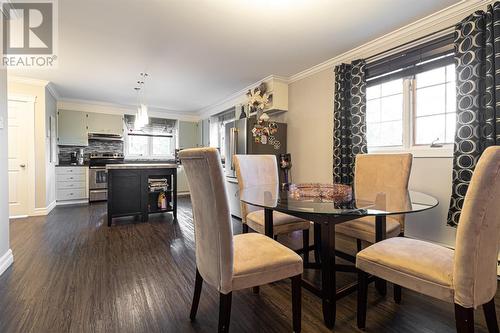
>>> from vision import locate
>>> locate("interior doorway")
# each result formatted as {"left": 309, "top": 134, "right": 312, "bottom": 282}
{"left": 8, "top": 96, "right": 35, "bottom": 218}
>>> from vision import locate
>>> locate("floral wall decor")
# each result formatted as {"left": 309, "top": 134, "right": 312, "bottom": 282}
{"left": 246, "top": 82, "right": 271, "bottom": 116}
{"left": 247, "top": 82, "right": 281, "bottom": 150}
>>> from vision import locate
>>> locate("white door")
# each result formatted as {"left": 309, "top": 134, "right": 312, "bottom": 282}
{"left": 8, "top": 100, "right": 32, "bottom": 217}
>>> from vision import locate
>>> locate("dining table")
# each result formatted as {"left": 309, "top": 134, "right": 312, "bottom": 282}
{"left": 239, "top": 184, "right": 439, "bottom": 328}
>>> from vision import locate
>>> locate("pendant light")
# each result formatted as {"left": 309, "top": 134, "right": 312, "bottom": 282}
{"left": 134, "top": 72, "right": 149, "bottom": 130}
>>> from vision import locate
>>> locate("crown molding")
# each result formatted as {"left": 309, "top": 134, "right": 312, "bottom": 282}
{"left": 58, "top": 98, "right": 200, "bottom": 122}
{"left": 46, "top": 82, "right": 60, "bottom": 100}
{"left": 9, "top": 76, "right": 62, "bottom": 100}
{"left": 8, "top": 76, "right": 49, "bottom": 87}
{"left": 194, "top": 0, "right": 491, "bottom": 117}
{"left": 197, "top": 74, "right": 288, "bottom": 119}
{"left": 288, "top": 0, "right": 492, "bottom": 83}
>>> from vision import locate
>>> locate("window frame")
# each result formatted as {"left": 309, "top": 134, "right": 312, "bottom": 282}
{"left": 367, "top": 70, "right": 455, "bottom": 158}
{"left": 124, "top": 133, "right": 176, "bottom": 160}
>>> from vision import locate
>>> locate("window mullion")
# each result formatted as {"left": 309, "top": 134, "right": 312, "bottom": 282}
{"left": 402, "top": 78, "right": 412, "bottom": 150}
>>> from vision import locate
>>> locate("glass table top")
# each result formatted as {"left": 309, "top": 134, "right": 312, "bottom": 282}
{"left": 239, "top": 184, "right": 438, "bottom": 217}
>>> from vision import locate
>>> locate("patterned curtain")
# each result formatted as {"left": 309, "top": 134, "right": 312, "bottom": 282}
{"left": 333, "top": 60, "right": 368, "bottom": 185}
{"left": 448, "top": 2, "right": 500, "bottom": 227}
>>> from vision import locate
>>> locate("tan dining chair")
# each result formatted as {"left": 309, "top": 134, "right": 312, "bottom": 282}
{"left": 356, "top": 146, "right": 500, "bottom": 333}
{"left": 336, "top": 153, "right": 413, "bottom": 247}
{"left": 179, "top": 148, "right": 303, "bottom": 333}
{"left": 234, "top": 154, "right": 313, "bottom": 267}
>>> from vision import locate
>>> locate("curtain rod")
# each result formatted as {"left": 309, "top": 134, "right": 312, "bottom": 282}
{"left": 365, "top": 24, "right": 455, "bottom": 63}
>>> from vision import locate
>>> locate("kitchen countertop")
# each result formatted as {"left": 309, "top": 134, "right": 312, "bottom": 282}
{"left": 56, "top": 164, "right": 88, "bottom": 167}
{"left": 106, "top": 163, "right": 178, "bottom": 170}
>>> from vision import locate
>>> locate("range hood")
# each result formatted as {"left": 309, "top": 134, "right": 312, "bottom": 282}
{"left": 88, "top": 133, "right": 123, "bottom": 141}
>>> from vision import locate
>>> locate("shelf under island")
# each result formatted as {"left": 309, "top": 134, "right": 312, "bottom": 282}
{"left": 106, "top": 163, "right": 178, "bottom": 226}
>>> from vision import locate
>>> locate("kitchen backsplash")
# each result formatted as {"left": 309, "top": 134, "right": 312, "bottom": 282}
{"left": 58, "top": 140, "right": 123, "bottom": 163}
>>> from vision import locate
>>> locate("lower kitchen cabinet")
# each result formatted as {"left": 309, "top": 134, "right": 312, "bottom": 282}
{"left": 56, "top": 166, "right": 89, "bottom": 203}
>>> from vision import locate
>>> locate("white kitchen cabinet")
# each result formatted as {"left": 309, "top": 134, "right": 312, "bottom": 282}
{"left": 178, "top": 121, "right": 200, "bottom": 149}
{"left": 200, "top": 118, "right": 210, "bottom": 147}
{"left": 57, "top": 110, "right": 88, "bottom": 146}
{"left": 87, "top": 113, "right": 123, "bottom": 135}
{"left": 56, "top": 167, "right": 88, "bottom": 202}
{"left": 176, "top": 166, "right": 189, "bottom": 194}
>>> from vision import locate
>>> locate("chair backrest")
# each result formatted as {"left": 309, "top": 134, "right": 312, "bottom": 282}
{"left": 354, "top": 153, "right": 413, "bottom": 230}
{"left": 453, "top": 146, "right": 500, "bottom": 308}
{"left": 234, "top": 154, "right": 278, "bottom": 221}
{"left": 179, "top": 148, "right": 234, "bottom": 294}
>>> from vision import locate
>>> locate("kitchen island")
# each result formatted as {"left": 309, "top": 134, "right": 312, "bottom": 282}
{"left": 106, "top": 163, "right": 178, "bottom": 226}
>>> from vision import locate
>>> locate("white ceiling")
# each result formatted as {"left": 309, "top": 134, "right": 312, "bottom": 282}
{"left": 9, "top": 0, "right": 460, "bottom": 113}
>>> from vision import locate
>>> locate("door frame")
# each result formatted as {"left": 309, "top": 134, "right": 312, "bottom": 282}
{"left": 8, "top": 93, "right": 36, "bottom": 218}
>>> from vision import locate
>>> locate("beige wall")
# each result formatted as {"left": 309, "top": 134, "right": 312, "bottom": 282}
{"left": 7, "top": 82, "right": 48, "bottom": 209}
{"left": 0, "top": 69, "right": 9, "bottom": 258}
{"left": 45, "top": 88, "right": 57, "bottom": 206}
{"left": 281, "top": 69, "right": 334, "bottom": 184}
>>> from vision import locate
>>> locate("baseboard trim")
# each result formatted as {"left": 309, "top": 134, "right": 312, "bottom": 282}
{"left": 46, "top": 201, "right": 56, "bottom": 214}
{"left": 32, "top": 201, "right": 57, "bottom": 216}
{"left": 0, "top": 249, "right": 14, "bottom": 276}
{"left": 56, "top": 199, "right": 89, "bottom": 206}
{"left": 9, "top": 215, "right": 28, "bottom": 219}
{"left": 32, "top": 200, "right": 57, "bottom": 216}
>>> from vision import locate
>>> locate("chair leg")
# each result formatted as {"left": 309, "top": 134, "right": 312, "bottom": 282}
{"left": 291, "top": 274, "right": 302, "bottom": 333}
{"left": 455, "top": 303, "right": 474, "bottom": 333}
{"left": 302, "top": 228, "right": 309, "bottom": 268}
{"left": 274, "top": 235, "right": 278, "bottom": 241}
{"left": 394, "top": 284, "right": 402, "bottom": 304}
{"left": 357, "top": 270, "right": 368, "bottom": 329}
{"left": 375, "top": 279, "right": 387, "bottom": 296}
{"left": 218, "top": 292, "right": 232, "bottom": 333}
{"left": 483, "top": 298, "right": 499, "bottom": 333}
{"left": 252, "top": 286, "right": 260, "bottom": 294}
{"left": 314, "top": 223, "right": 321, "bottom": 264}
{"left": 190, "top": 269, "right": 203, "bottom": 321}
{"left": 242, "top": 224, "right": 249, "bottom": 233}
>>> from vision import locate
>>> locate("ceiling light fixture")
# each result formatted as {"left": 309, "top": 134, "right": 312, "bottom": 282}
{"left": 134, "top": 72, "right": 149, "bottom": 130}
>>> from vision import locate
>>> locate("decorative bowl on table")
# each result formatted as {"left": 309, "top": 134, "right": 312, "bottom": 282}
{"left": 289, "top": 183, "right": 352, "bottom": 203}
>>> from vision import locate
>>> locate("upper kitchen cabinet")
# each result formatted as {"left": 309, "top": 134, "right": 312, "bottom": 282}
{"left": 263, "top": 77, "right": 288, "bottom": 113}
{"left": 178, "top": 121, "right": 200, "bottom": 149}
{"left": 200, "top": 118, "right": 210, "bottom": 147}
{"left": 87, "top": 113, "right": 123, "bottom": 135}
{"left": 57, "top": 109, "right": 88, "bottom": 146}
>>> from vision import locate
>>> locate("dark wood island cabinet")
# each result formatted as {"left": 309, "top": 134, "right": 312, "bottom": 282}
{"left": 106, "top": 164, "right": 178, "bottom": 226}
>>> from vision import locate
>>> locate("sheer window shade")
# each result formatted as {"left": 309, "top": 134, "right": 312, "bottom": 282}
{"left": 124, "top": 114, "right": 176, "bottom": 137}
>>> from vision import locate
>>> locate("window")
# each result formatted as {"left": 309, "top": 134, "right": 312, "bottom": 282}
{"left": 124, "top": 115, "right": 177, "bottom": 159}
{"left": 414, "top": 64, "right": 456, "bottom": 145}
{"left": 127, "top": 135, "right": 149, "bottom": 156}
{"left": 366, "top": 63, "right": 456, "bottom": 152}
{"left": 366, "top": 79, "right": 404, "bottom": 147}
{"left": 365, "top": 33, "right": 456, "bottom": 155}
{"left": 126, "top": 134, "right": 176, "bottom": 159}
{"left": 209, "top": 107, "right": 236, "bottom": 164}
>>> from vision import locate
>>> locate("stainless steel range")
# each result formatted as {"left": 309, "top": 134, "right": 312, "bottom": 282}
{"left": 89, "top": 152, "right": 124, "bottom": 202}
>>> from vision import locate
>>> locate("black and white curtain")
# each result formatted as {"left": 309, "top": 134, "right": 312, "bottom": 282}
{"left": 448, "top": 2, "right": 500, "bottom": 226}
{"left": 333, "top": 60, "right": 368, "bottom": 185}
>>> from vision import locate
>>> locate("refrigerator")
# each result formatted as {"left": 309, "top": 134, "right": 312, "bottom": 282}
{"left": 224, "top": 117, "right": 287, "bottom": 218}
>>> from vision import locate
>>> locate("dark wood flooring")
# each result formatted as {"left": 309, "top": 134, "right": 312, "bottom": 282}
{"left": 0, "top": 197, "right": 497, "bottom": 332}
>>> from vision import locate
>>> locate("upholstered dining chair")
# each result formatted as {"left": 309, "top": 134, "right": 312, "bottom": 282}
{"left": 179, "top": 148, "right": 303, "bottom": 333}
{"left": 234, "top": 154, "right": 312, "bottom": 268}
{"left": 336, "top": 153, "right": 413, "bottom": 247}
{"left": 356, "top": 146, "right": 500, "bottom": 333}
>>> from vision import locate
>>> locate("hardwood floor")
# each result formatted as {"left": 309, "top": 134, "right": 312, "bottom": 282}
{"left": 0, "top": 197, "right": 497, "bottom": 333}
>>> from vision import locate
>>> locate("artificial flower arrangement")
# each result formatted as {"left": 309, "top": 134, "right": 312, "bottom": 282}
{"left": 247, "top": 82, "right": 281, "bottom": 150}
{"left": 246, "top": 83, "right": 271, "bottom": 113}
